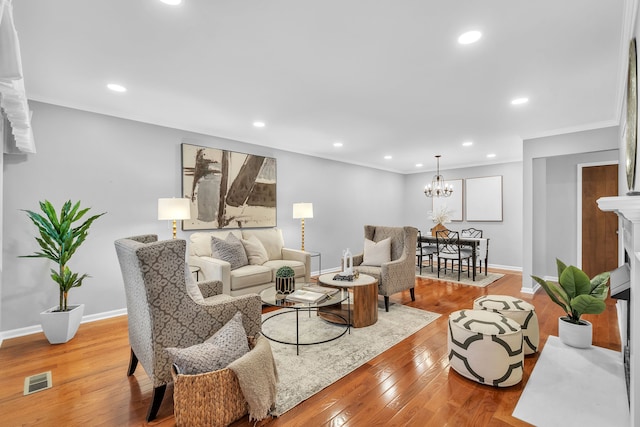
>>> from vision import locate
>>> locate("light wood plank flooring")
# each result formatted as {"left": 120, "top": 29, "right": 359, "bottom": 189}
{"left": 0, "top": 269, "right": 621, "bottom": 426}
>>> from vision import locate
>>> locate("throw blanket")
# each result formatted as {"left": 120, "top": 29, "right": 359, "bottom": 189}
{"left": 228, "top": 334, "right": 278, "bottom": 421}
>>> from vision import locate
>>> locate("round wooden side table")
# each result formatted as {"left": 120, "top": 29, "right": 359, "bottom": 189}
{"left": 317, "top": 273, "right": 378, "bottom": 328}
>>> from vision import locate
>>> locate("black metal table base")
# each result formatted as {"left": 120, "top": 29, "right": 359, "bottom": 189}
{"left": 261, "top": 308, "right": 350, "bottom": 355}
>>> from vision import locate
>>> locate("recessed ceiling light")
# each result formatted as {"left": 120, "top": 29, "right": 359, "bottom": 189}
{"left": 160, "top": 0, "right": 182, "bottom": 5}
{"left": 384, "top": 155, "right": 392, "bottom": 160}
{"left": 458, "top": 31, "right": 482, "bottom": 45}
{"left": 416, "top": 163, "right": 423, "bottom": 168}
{"left": 253, "top": 121, "right": 266, "bottom": 128}
{"left": 107, "top": 83, "right": 126, "bottom": 93}
{"left": 511, "top": 97, "right": 529, "bottom": 105}
{"left": 462, "top": 141, "right": 473, "bottom": 147}
{"left": 333, "top": 142, "right": 343, "bottom": 147}
{"left": 487, "top": 153, "right": 496, "bottom": 158}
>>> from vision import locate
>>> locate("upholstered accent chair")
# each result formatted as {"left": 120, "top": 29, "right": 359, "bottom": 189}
{"left": 114, "top": 235, "right": 262, "bottom": 422}
{"left": 352, "top": 225, "right": 418, "bottom": 312}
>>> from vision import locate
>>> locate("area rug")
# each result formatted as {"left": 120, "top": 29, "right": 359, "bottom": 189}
{"left": 262, "top": 303, "right": 440, "bottom": 416}
{"left": 416, "top": 266, "right": 503, "bottom": 287}
{"left": 512, "top": 336, "right": 629, "bottom": 426}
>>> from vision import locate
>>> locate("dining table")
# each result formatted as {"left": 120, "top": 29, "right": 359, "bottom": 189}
{"left": 418, "top": 234, "right": 489, "bottom": 281}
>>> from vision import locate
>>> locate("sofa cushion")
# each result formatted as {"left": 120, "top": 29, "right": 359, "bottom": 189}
{"left": 167, "top": 312, "right": 249, "bottom": 375}
{"left": 211, "top": 234, "right": 249, "bottom": 270}
{"left": 230, "top": 265, "right": 273, "bottom": 291}
{"left": 241, "top": 235, "right": 270, "bottom": 265}
{"left": 362, "top": 238, "right": 391, "bottom": 266}
{"left": 190, "top": 230, "right": 242, "bottom": 257}
{"left": 263, "top": 260, "right": 306, "bottom": 282}
{"left": 242, "top": 229, "right": 284, "bottom": 260}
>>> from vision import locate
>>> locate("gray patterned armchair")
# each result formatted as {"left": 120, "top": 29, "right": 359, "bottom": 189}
{"left": 114, "top": 235, "right": 262, "bottom": 422}
{"left": 352, "top": 225, "right": 418, "bottom": 312}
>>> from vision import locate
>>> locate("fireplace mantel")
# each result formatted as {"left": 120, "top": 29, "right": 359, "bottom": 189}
{"left": 597, "top": 195, "right": 639, "bottom": 426}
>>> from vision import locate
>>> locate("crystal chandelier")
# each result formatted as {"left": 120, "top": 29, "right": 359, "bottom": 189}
{"left": 424, "top": 155, "right": 453, "bottom": 198}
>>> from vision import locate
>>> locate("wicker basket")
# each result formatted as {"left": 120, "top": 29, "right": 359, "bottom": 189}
{"left": 171, "top": 338, "right": 255, "bottom": 427}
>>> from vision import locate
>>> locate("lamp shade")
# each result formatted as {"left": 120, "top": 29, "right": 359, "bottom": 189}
{"left": 292, "top": 202, "right": 313, "bottom": 219}
{"left": 158, "top": 198, "right": 191, "bottom": 220}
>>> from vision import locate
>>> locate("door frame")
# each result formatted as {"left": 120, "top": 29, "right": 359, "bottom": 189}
{"left": 576, "top": 160, "right": 620, "bottom": 269}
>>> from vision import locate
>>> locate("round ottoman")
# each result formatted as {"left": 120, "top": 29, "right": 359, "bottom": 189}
{"left": 473, "top": 295, "right": 539, "bottom": 355}
{"left": 448, "top": 309, "right": 523, "bottom": 387}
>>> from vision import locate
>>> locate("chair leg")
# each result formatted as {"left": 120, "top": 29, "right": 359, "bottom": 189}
{"left": 146, "top": 384, "right": 167, "bottom": 422}
{"left": 410, "top": 287, "right": 415, "bottom": 301}
{"left": 127, "top": 348, "right": 138, "bottom": 376}
{"left": 384, "top": 296, "right": 390, "bottom": 312}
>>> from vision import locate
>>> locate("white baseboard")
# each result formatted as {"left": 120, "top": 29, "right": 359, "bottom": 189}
{"left": 0, "top": 308, "right": 128, "bottom": 345}
{"left": 488, "top": 263, "right": 522, "bottom": 272}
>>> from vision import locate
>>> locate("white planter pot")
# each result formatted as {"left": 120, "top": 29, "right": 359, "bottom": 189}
{"left": 40, "top": 304, "right": 84, "bottom": 344}
{"left": 558, "top": 316, "right": 592, "bottom": 348}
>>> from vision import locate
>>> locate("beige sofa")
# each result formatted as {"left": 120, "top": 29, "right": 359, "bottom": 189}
{"left": 188, "top": 228, "right": 310, "bottom": 296}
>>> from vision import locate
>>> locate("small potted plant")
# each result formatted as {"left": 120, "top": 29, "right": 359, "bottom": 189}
{"left": 21, "top": 200, "right": 105, "bottom": 344}
{"left": 430, "top": 204, "right": 452, "bottom": 236}
{"left": 531, "top": 258, "right": 610, "bottom": 348}
{"left": 275, "top": 266, "right": 295, "bottom": 294}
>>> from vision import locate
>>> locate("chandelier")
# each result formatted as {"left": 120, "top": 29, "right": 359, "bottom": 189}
{"left": 424, "top": 155, "right": 453, "bottom": 198}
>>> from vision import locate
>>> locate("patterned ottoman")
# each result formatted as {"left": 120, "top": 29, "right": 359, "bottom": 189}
{"left": 448, "top": 309, "right": 523, "bottom": 387}
{"left": 473, "top": 295, "right": 539, "bottom": 355}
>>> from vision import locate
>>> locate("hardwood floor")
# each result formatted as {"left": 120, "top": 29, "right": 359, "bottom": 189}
{"left": 0, "top": 269, "right": 621, "bottom": 426}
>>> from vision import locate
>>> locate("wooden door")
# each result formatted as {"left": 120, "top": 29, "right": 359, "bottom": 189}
{"left": 582, "top": 164, "right": 618, "bottom": 278}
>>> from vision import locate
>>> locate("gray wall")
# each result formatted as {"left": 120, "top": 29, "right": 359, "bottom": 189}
{"left": 1, "top": 101, "right": 403, "bottom": 332}
{"left": 523, "top": 126, "right": 619, "bottom": 291}
{"left": 403, "top": 162, "right": 523, "bottom": 269}
{"left": 542, "top": 149, "right": 618, "bottom": 277}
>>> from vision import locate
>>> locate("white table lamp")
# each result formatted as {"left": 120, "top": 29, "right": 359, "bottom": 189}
{"left": 158, "top": 198, "right": 191, "bottom": 239}
{"left": 293, "top": 202, "right": 313, "bottom": 251}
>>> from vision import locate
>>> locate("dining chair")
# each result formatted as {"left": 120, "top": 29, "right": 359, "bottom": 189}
{"left": 416, "top": 230, "right": 436, "bottom": 274}
{"left": 436, "top": 230, "right": 473, "bottom": 281}
{"left": 461, "top": 228, "right": 487, "bottom": 275}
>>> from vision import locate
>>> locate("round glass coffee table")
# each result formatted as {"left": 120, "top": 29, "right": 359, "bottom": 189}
{"left": 260, "top": 286, "right": 350, "bottom": 355}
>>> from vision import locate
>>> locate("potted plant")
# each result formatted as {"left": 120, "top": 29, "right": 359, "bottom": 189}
{"left": 531, "top": 258, "right": 610, "bottom": 348}
{"left": 430, "top": 204, "right": 452, "bottom": 236}
{"left": 21, "top": 200, "right": 105, "bottom": 344}
{"left": 275, "top": 266, "right": 295, "bottom": 294}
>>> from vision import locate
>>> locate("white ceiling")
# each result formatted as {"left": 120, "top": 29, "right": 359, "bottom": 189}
{"left": 13, "top": 0, "right": 627, "bottom": 173}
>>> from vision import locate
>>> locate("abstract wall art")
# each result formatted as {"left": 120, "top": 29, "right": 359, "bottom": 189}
{"left": 181, "top": 143, "right": 277, "bottom": 229}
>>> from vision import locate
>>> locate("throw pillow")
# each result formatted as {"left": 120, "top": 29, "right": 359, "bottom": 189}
{"left": 184, "top": 264, "right": 204, "bottom": 303}
{"left": 361, "top": 237, "right": 391, "bottom": 266}
{"left": 211, "top": 234, "right": 249, "bottom": 270}
{"left": 242, "top": 229, "right": 284, "bottom": 260}
{"left": 167, "top": 312, "right": 249, "bottom": 375}
{"left": 241, "top": 235, "right": 270, "bottom": 265}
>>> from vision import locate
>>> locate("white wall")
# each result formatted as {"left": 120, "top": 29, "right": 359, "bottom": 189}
{"left": 1, "top": 101, "right": 403, "bottom": 332}
{"left": 403, "top": 161, "right": 523, "bottom": 270}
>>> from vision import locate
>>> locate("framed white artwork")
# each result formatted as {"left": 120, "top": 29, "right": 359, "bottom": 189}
{"left": 465, "top": 176, "right": 503, "bottom": 221}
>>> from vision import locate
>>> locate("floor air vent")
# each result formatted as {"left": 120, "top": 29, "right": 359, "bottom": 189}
{"left": 24, "top": 371, "right": 52, "bottom": 395}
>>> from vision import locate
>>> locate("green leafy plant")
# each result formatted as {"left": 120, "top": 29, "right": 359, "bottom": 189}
{"left": 276, "top": 266, "right": 295, "bottom": 278}
{"left": 21, "top": 200, "right": 105, "bottom": 312}
{"left": 531, "top": 258, "right": 610, "bottom": 325}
